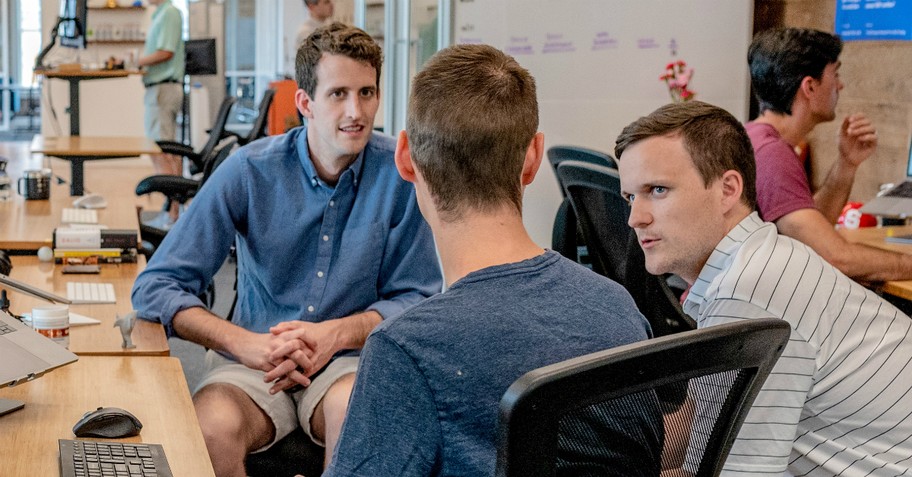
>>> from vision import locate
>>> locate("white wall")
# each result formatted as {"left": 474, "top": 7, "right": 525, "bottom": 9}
{"left": 454, "top": 0, "right": 754, "bottom": 248}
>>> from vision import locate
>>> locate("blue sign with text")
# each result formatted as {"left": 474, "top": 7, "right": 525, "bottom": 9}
{"left": 835, "top": 0, "right": 912, "bottom": 41}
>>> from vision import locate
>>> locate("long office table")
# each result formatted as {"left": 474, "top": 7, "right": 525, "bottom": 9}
{"left": 30, "top": 136, "right": 161, "bottom": 196}
{"left": 4, "top": 256, "right": 169, "bottom": 356}
{"left": 0, "top": 155, "right": 161, "bottom": 251}
{"left": 839, "top": 225, "right": 912, "bottom": 301}
{"left": 0, "top": 356, "right": 216, "bottom": 477}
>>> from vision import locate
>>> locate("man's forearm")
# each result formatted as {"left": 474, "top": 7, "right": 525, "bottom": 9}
{"left": 172, "top": 306, "right": 252, "bottom": 356}
{"left": 813, "top": 160, "right": 858, "bottom": 224}
{"left": 833, "top": 242, "right": 912, "bottom": 283}
{"left": 138, "top": 49, "right": 174, "bottom": 68}
{"left": 329, "top": 310, "right": 383, "bottom": 351}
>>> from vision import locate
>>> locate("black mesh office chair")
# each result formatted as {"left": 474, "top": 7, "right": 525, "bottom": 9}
{"left": 557, "top": 160, "right": 695, "bottom": 337}
{"left": 222, "top": 88, "right": 276, "bottom": 147}
{"left": 157, "top": 96, "right": 237, "bottom": 176}
{"left": 546, "top": 146, "right": 616, "bottom": 262}
{"left": 135, "top": 137, "right": 238, "bottom": 256}
{"left": 496, "top": 318, "right": 791, "bottom": 477}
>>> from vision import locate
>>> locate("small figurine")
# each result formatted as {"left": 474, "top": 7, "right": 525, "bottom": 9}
{"left": 113, "top": 311, "right": 137, "bottom": 349}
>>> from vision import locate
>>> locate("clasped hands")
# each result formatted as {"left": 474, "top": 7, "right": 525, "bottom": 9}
{"left": 239, "top": 320, "right": 341, "bottom": 395}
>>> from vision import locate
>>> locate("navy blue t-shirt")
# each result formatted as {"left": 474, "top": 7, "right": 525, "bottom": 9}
{"left": 326, "top": 251, "right": 660, "bottom": 476}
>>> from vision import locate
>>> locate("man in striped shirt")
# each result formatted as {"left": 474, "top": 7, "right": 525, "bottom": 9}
{"left": 615, "top": 101, "right": 912, "bottom": 476}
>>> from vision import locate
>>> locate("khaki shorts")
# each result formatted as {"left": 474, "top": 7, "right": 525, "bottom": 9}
{"left": 143, "top": 83, "right": 182, "bottom": 141}
{"left": 194, "top": 350, "right": 359, "bottom": 451}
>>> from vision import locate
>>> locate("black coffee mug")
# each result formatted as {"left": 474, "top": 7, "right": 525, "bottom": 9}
{"left": 17, "top": 170, "right": 51, "bottom": 200}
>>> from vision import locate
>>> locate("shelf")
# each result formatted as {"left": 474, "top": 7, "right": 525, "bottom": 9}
{"left": 87, "top": 39, "right": 146, "bottom": 44}
{"left": 88, "top": 6, "right": 146, "bottom": 11}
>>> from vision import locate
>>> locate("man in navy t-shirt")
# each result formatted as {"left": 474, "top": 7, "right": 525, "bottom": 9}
{"left": 324, "top": 44, "right": 662, "bottom": 476}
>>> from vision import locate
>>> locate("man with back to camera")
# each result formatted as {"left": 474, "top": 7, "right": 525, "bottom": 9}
{"left": 137, "top": 0, "right": 185, "bottom": 223}
{"left": 131, "top": 23, "right": 442, "bottom": 477}
{"left": 747, "top": 28, "right": 912, "bottom": 282}
{"left": 323, "top": 44, "right": 663, "bottom": 476}
{"left": 616, "top": 100, "right": 912, "bottom": 476}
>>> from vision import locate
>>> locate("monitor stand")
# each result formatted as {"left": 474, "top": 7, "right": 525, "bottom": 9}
{"left": 0, "top": 398, "right": 25, "bottom": 416}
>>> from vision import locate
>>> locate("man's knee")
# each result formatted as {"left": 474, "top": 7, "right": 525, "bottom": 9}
{"left": 194, "top": 382, "right": 275, "bottom": 449}
{"left": 322, "top": 373, "right": 356, "bottom": 429}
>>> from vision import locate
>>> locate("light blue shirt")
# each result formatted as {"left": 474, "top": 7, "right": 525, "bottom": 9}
{"left": 132, "top": 128, "right": 443, "bottom": 353}
{"left": 143, "top": 0, "right": 184, "bottom": 85}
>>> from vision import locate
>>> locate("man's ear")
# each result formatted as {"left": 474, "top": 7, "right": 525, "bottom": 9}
{"left": 798, "top": 75, "right": 818, "bottom": 100}
{"left": 719, "top": 170, "right": 745, "bottom": 211}
{"left": 395, "top": 130, "right": 417, "bottom": 183}
{"left": 295, "top": 88, "right": 314, "bottom": 119}
{"left": 521, "top": 132, "right": 545, "bottom": 186}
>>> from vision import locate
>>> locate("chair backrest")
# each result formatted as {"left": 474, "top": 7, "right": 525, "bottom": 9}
{"left": 496, "top": 318, "right": 791, "bottom": 477}
{"left": 547, "top": 145, "right": 616, "bottom": 194}
{"left": 546, "top": 146, "right": 616, "bottom": 260}
{"left": 239, "top": 88, "right": 276, "bottom": 145}
{"left": 557, "top": 160, "right": 695, "bottom": 337}
{"left": 198, "top": 96, "right": 238, "bottom": 165}
{"left": 199, "top": 137, "right": 238, "bottom": 189}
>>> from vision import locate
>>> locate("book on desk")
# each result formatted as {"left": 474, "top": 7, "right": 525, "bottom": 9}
{"left": 53, "top": 228, "right": 139, "bottom": 264}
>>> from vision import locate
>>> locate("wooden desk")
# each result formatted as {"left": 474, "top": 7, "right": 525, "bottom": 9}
{"left": 31, "top": 136, "right": 161, "bottom": 196}
{"left": 37, "top": 69, "right": 142, "bottom": 136}
{"left": 4, "top": 256, "right": 169, "bottom": 356}
{"left": 0, "top": 356, "right": 215, "bottom": 477}
{"left": 840, "top": 225, "right": 912, "bottom": 301}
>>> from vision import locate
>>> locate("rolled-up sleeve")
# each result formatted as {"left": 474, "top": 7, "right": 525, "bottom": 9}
{"left": 131, "top": 152, "right": 247, "bottom": 337}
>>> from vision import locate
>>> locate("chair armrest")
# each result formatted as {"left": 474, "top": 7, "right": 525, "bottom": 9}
{"left": 135, "top": 175, "right": 200, "bottom": 203}
{"left": 155, "top": 141, "right": 197, "bottom": 160}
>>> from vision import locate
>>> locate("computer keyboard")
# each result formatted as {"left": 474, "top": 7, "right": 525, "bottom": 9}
{"left": 66, "top": 282, "right": 116, "bottom": 304}
{"left": 59, "top": 439, "right": 173, "bottom": 477}
{"left": 885, "top": 181, "right": 912, "bottom": 198}
{"left": 62, "top": 208, "right": 99, "bottom": 224}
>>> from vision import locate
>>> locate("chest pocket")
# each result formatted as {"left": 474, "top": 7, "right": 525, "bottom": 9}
{"left": 334, "top": 221, "right": 386, "bottom": 291}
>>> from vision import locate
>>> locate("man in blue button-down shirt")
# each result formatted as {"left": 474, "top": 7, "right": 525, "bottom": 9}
{"left": 132, "top": 23, "right": 442, "bottom": 477}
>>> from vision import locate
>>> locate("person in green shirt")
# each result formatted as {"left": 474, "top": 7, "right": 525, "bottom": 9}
{"left": 137, "top": 0, "right": 184, "bottom": 222}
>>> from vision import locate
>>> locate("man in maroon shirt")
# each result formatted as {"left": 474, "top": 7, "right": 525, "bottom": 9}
{"left": 746, "top": 28, "right": 912, "bottom": 282}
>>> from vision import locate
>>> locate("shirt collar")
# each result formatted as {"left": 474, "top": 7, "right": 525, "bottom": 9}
{"left": 685, "top": 212, "right": 767, "bottom": 309}
{"left": 152, "top": 0, "right": 172, "bottom": 17}
{"left": 295, "top": 127, "right": 367, "bottom": 190}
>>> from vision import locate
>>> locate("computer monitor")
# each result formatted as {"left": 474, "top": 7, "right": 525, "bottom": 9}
{"left": 59, "top": 0, "right": 88, "bottom": 49}
{"left": 185, "top": 38, "right": 218, "bottom": 76}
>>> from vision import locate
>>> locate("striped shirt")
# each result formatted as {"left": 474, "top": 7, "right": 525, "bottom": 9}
{"left": 684, "top": 212, "right": 912, "bottom": 477}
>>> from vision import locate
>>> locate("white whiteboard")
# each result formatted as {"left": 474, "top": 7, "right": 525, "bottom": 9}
{"left": 453, "top": 0, "right": 754, "bottom": 247}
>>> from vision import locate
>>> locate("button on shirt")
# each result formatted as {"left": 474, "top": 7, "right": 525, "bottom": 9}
{"left": 131, "top": 127, "right": 442, "bottom": 346}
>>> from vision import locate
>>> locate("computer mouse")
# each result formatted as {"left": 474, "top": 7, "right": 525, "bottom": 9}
{"left": 72, "top": 194, "right": 108, "bottom": 209}
{"left": 73, "top": 406, "right": 142, "bottom": 438}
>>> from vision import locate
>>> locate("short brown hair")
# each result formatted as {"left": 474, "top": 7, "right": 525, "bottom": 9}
{"left": 295, "top": 22, "right": 382, "bottom": 97}
{"left": 406, "top": 44, "right": 539, "bottom": 221}
{"left": 614, "top": 101, "right": 757, "bottom": 210}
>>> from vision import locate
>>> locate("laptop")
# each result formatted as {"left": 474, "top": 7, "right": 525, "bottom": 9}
{"left": 0, "top": 273, "right": 115, "bottom": 305}
{"left": 0, "top": 310, "right": 78, "bottom": 404}
{"left": 860, "top": 136, "right": 912, "bottom": 217}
